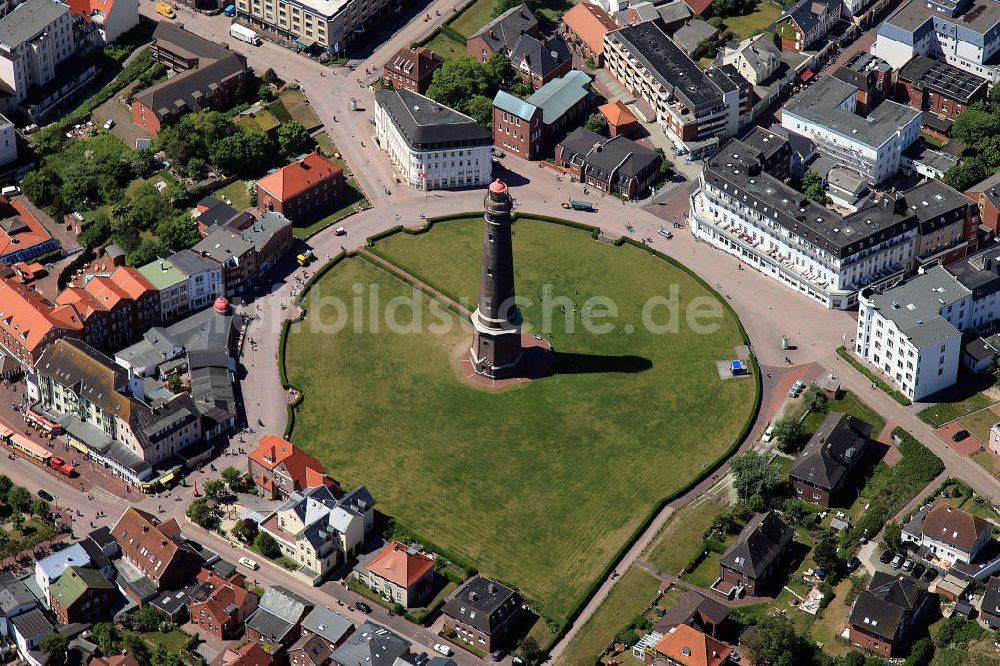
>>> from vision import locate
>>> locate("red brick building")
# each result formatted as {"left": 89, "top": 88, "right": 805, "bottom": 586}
{"left": 897, "top": 56, "right": 987, "bottom": 122}
{"left": 510, "top": 34, "right": 572, "bottom": 90}
{"left": 717, "top": 511, "right": 793, "bottom": 597}
{"left": 132, "top": 23, "right": 249, "bottom": 136}
{"left": 849, "top": 573, "right": 930, "bottom": 657}
{"left": 598, "top": 101, "right": 639, "bottom": 138}
{"left": 49, "top": 566, "right": 119, "bottom": 625}
{"left": 186, "top": 569, "right": 258, "bottom": 640}
{"left": 247, "top": 434, "right": 336, "bottom": 499}
{"left": 0, "top": 277, "right": 84, "bottom": 371}
{"left": 788, "top": 412, "right": 870, "bottom": 508}
{"left": 968, "top": 173, "right": 1000, "bottom": 234}
{"left": 441, "top": 576, "right": 525, "bottom": 652}
{"left": 382, "top": 47, "right": 443, "bottom": 94}
{"left": 256, "top": 153, "right": 345, "bottom": 224}
{"left": 561, "top": 2, "right": 618, "bottom": 66}
{"left": 467, "top": 4, "right": 539, "bottom": 62}
{"left": 492, "top": 70, "right": 592, "bottom": 160}
{"left": 111, "top": 508, "right": 203, "bottom": 594}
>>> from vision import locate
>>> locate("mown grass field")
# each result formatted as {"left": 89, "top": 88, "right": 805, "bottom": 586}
{"left": 285, "top": 217, "right": 757, "bottom": 623}
{"left": 643, "top": 498, "right": 725, "bottom": 576}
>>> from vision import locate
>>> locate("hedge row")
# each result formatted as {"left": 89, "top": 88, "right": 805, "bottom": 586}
{"left": 836, "top": 345, "right": 912, "bottom": 406}
{"left": 439, "top": 24, "right": 466, "bottom": 44}
{"left": 358, "top": 251, "right": 470, "bottom": 319}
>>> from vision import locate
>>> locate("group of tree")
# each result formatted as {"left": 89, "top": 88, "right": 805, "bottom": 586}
{"left": 90, "top": 620, "right": 185, "bottom": 666}
{"left": 710, "top": 0, "right": 759, "bottom": 18}
{"left": 800, "top": 170, "right": 830, "bottom": 205}
{"left": 425, "top": 54, "right": 511, "bottom": 127}
{"left": 585, "top": 113, "right": 610, "bottom": 137}
{"left": 186, "top": 498, "right": 218, "bottom": 529}
{"left": 730, "top": 450, "right": 784, "bottom": 502}
{"left": 771, "top": 416, "right": 805, "bottom": 453}
{"left": 944, "top": 86, "right": 1000, "bottom": 190}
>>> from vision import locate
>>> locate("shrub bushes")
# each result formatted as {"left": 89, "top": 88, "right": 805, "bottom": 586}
{"left": 836, "top": 346, "right": 912, "bottom": 405}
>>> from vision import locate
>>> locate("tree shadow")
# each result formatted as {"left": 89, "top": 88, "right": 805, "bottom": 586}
{"left": 553, "top": 352, "right": 652, "bottom": 375}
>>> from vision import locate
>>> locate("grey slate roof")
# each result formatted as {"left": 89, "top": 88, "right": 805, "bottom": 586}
{"left": 784, "top": 0, "right": 836, "bottom": 36}
{"left": 558, "top": 127, "right": 661, "bottom": 180}
{"left": 226, "top": 211, "right": 292, "bottom": 253}
{"left": 981, "top": 575, "right": 1000, "bottom": 619}
{"left": 719, "top": 511, "right": 793, "bottom": 578}
{"left": 246, "top": 586, "right": 312, "bottom": 642}
{"left": 196, "top": 198, "right": 240, "bottom": 228}
{"left": 194, "top": 228, "right": 255, "bottom": 264}
{"left": 863, "top": 265, "right": 968, "bottom": 349}
{"left": 849, "top": 572, "right": 927, "bottom": 642}
{"left": 442, "top": 576, "right": 522, "bottom": 635}
{"left": 654, "top": 589, "right": 729, "bottom": 631}
{"left": 788, "top": 412, "right": 870, "bottom": 491}
{"left": 511, "top": 34, "right": 571, "bottom": 79}
{"left": 375, "top": 88, "right": 492, "bottom": 151}
{"left": 0, "top": 0, "right": 67, "bottom": 50}
{"left": 300, "top": 605, "right": 353, "bottom": 644}
{"left": 903, "top": 179, "right": 970, "bottom": 235}
{"left": 10, "top": 608, "right": 52, "bottom": 638}
{"left": 169, "top": 248, "right": 221, "bottom": 277}
{"left": 0, "top": 572, "right": 36, "bottom": 616}
{"left": 671, "top": 19, "right": 718, "bottom": 54}
{"left": 470, "top": 3, "right": 539, "bottom": 55}
{"left": 330, "top": 621, "right": 409, "bottom": 666}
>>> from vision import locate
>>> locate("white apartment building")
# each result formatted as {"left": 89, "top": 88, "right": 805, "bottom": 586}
{"left": 604, "top": 21, "right": 740, "bottom": 154}
{"left": 873, "top": 0, "right": 1000, "bottom": 82}
{"left": 235, "top": 0, "right": 395, "bottom": 55}
{"left": 691, "top": 138, "right": 921, "bottom": 309}
{"left": 781, "top": 76, "right": 921, "bottom": 185}
{"left": 169, "top": 248, "right": 224, "bottom": 313}
{"left": 374, "top": 88, "right": 493, "bottom": 191}
{"left": 0, "top": 112, "right": 16, "bottom": 166}
{"left": 0, "top": 0, "right": 75, "bottom": 104}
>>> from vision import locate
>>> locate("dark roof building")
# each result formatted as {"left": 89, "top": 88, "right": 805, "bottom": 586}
{"left": 848, "top": 572, "right": 929, "bottom": 657}
{"left": 467, "top": 3, "right": 540, "bottom": 60}
{"left": 245, "top": 586, "right": 313, "bottom": 654}
{"left": 441, "top": 576, "right": 525, "bottom": 652}
{"left": 510, "top": 34, "right": 572, "bottom": 89}
{"left": 788, "top": 412, "right": 871, "bottom": 507}
{"left": 374, "top": 88, "right": 493, "bottom": 151}
{"left": 898, "top": 55, "right": 988, "bottom": 117}
{"left": 654, "top": 589, "right": 729, "bottom": 637}
{"left": 329, "top": 621, "right": 409, "bottom": 666}
{"left": 555, "top": 127, "right": 662, "bottom": 199}
{"left": 717, "top": 511, "right": 794, "bottom": 596}
{"left": 381, "top": 46, "right": 444, "bottom": 94}
{"left": 981, "top": 575, "right": 1000, "bottom": 628}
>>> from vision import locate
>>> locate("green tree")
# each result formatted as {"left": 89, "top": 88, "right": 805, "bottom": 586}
{"left": 231, "top": 518, "right": 258, "bottom": 544}
{"left": 222, "top": 466, "right": 243, "bottom": 489}
{"left": 202, "top": 479, "right": 226, "bottom": 500}
{"left": 11, "top": 513, "right": 24, "bottom": 533}
{"left": 90, "top": 622, "right": 122, "bottom": 656}
{"left": 126, "top": 237, "right": 164, "bottom": 267}
{"left": 134, "top": 605, "right": 169, "bottom": 632}
{"left": 120, "top": 633, "right": 150, "bottom": 665}
{"left": 492, "top": 0, "right": 537, "bottom": 17}
{"left": 79, "top": 213, "right": 113, "bottom": 249}
{"left": 812, "top": 528, "right": 840, "bottom": 571}
{"left": 254, "top": 531, "right": 280, "bottom": 558}
{"left": 7, "top": 486, "right": 31, "bottom": 513}
{"left": 40, "top": 632, "right": 69, "bottom": 666}
{"left": 0, "top": 475, "right": 12, "bottom": 496}
{"left": 186, "top": 498, "right": 216, "bottom": 528}
{"left": 517, "top": 636, "right": 542, "bottom": 663}
{"left": 952, "top": 102, "right": 1000, "bottom": 147}
{"left": 944, "top": 158, "right": 989, "bottom": 191}
{"left": 187, "top": 157, "right": 209, "bottom": 180}
{"left": 210, "top": 128, "right": 276, "bottom": 177}
{"left": 904, "top": 638, "right": 934, "bottom": 666}
{"left": 277, "top": 120, "right": 313, "bottom": 157}
{"left": 801, "top": 170, "right": 829, "bottom": 205}
{"left": 772, "top": 416, "right": 805, "bottom": 453}
{"left": 0, "top": 527, "right": 10, "bottom": 546}
{"left": 426, "top": 55, "right": 509, "bottom": 125}
{"left": 156, "top": 213, "right": 200, "bottom": 251}
{"left": 464, "top": 94, "right": 495, "bottom": 127}
{"left": 730, "top": 451, "right": 782, "bottom": 501}
{"left": 881, "top": 521, "right": 902, "bottom": 550}
{"left": 585, "top": 113, "right": 610, "bottom": 137}
{"left": 30, "top": 499, "right": 50, "bottom": 517}
{"left": 739, "top": 615, "right": 811, "bottom": 666}
{"left": 802, "top": 385, "right": 827, "bottom": 411}
{"left": 20, "top": 170, "right": 59, "bottom": 208}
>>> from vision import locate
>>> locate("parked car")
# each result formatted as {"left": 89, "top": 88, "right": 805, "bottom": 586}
{"left": 880, "top": 549, "right": 895, "bottom": 564}
{"left": 921, "top": 568, "right": 938, "bottom": 582}
{"left": 792, "top": 379, "right": 806, "bottom": 391}
{"left": 952, "top": 430, "right": 970, "bottom": 442}
{"left": 657, "top": 227, "right": 673, "bottom": 239}
{"left": 902, "top": 558, "right": 914, "bottom": 572}
{"left": 845, "top": 557, "right": 861, "bottom": 573}
{"left": 238, "top": 557, "right": 259, "bottom": 571}
{"left": 103, "top": 119, "right": 114, "bottom": 130}
{"left": 490, "top": 650, "right": 506, "bottom": 662}
{"left": 37, "top": 489, "right": 54, "bottom": 502}
{"left": 761, "top": 425, "right": 775, "bottom": 443}
{"left": 891, "top": 554, "right": 904, "bottom": 569}
{"left": 911, "top": 563, "right": 926, "bottom": 579}
{"left": 354, "top": 601, "right": 372, "bottom": 614}
{"left": 433, "top": 644, "right": 453, "bottom": 657}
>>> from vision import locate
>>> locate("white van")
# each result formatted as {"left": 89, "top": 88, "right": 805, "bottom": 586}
{"left": 2, "top": 186, "right": 19, "bottom": 197}
{"left": 238, "top": 556, "right": 259, "bottom": 570}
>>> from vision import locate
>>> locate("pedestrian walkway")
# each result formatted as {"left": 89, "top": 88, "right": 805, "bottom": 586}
{"left": 360, "top": 249, "right": 472, "bottom": 315}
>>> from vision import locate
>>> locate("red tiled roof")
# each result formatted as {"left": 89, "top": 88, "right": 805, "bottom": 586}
{"left": 249, "top": 435, "right": 330, "bottom": 491}
{"left": 367, "top": 540, "right": 435, "bottom": 588}
{"left": 109, "top": 266, "right": 156, "bottom": 301}
{"left": 683, "top": 0, "right": 713, "bottom": 15}
{"left": 0, "top": 196, "right": 53, "bottom": 258}
{"left": 599, "top": 100, "right": 638, "bottom": 127}
{"left": 922, "top": 504, "right": 992, "bottom": 552}
{"left": 224, "top": 642, "right": 272, "bottom": 666}
{"left": 256, "top": 153, "right": 342, "bottom": 203}
{"left": 384, "top": 46, "right": 444, "bottom": 82}
{"left": 562, "top": 3, "right": 618, "bottom": 57}
{"left": 90, "top": 656, "right": 141, "bottom": 666}
{"left": 654, "top": 624, "right": 732, "bottom": 666}
{"left": 0, "top": 277, "right": 84, "bottom": 357}
{"left": 112, "top": 507, "right": 190, "bottom": 581}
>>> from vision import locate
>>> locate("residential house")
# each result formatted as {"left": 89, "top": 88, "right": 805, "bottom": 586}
{"left": 374, "top": 88, "right": 493, "bottom": 191}
{"left": 598, "top": 100, "right": 639, "bottom": 138}
{"left": 245, "top": 585, "right": 313, "bottom": 655}
{"left": 0, "top": 197, "right": 60, "bottom": 266}
{"left": 11, "top": 608, "right": 52, "bottom": 666}
{"left": 0, "top": 572, "right": 38, "bottom": 636}
{"left": 194, "top": 196, "right": 243, "bottom": 232}
{"left": 716, "top": 511, "right": 794, "bottom": 597}
{"left": 247, "top": 434, "right": 335, "bottom": 500}
{"left": 966, "top": 172, "right": 1000, "bottom": 234}
{"left": 788, "top": 412, "right": 871, "bottom": 507}
{"left": 111, "top": 507, "right": 203, "bottom": 593}
{"left": 67, "top": 0, "right": 139, "bottom": 44}
{"left": 90, "top": 656, "right": 142, "bottom": 666}
{"left": 848, "top": 572, "right": 930, "bottom": 657}
{"left": 257, "top": 485, "right": 376, "bottom": 584}
{"left": 653, "top": 589, "right": 730, "bottom": 638}
{"left": 138, "top": 249, "right": 224, "bottom": 322}
{"left": 980, "top": 575, "right": 1000, "bottom": 628}
{"left": 774, "top": 0, "right": 838, "bottom": 52}
{"left": 35, "top": 543, "right": 91, "bottom": 606}
{"left": 329, "top": 621, "right": 409, "bottom": 666}
{"left": 510, "top": 34, "right": 572, "bottom": 90}
{"left": 256, "top": 152, "right": 345, "bottom": 225}
{"left": 300, "top": 605, "right": 354, "bottom": 649}
{"left": 738, "top": 126, "right": 792, "bottom": 180}
{"left": 35, "top": 339, "right": 202, "bottom": 484}
{"left": 718, "top": 34, "right": 780, "bottom": 87}
{"left": 650, "top": 624, "right": 732, "bottom": 666}
{"left": 223, "top": 212, "right": 293, "bottom": 277}
{"left": 492, "top": 70, "right": 593, "bottom": 159}
{"left": 382, "top": 47, "right": 443, "bottom": 94}
{"left": 898, "top": 55, "right": 988, "bottom": 121}
{"left": 555, "top": 127, "right": 662, "bottom": 199}
{"left": 186, "top": 569, "right": 257, "bottom": 639}
{"left": 901, "top": 503, "right": 992, "bottom": 564}
{"left": 441, "top": 576, "right": 524, "bottom": 652}
{"left": 561, "top": 2, "right": 618, "bottom": 66}
{"left": 288, "top": 635, "right": 331, "bottom": 666}
{"left": 355, "top": 541, "right": 435, "bottom": 608}
{"left": 219, "top": 641, "right": 273, "bottom": 666}
{"left": 193, "top": 228, "right": 258, "bottom": 296}
{"left": 907, "top": 179, "right": 977, "bottom": 264}
{"left": 48, "top": 565, "right": 119, "bottom": 624}
{"left": 831, "top": 52, "right": 895, "bottom": 115}
{"left": 0, "top": 277, "right": 84, "bottom": 371}
{"left": 466, "top": 4, "right": 539, "bottom": 62}
{"left": 132, "top": 23, "right": 249, "bottom": 135}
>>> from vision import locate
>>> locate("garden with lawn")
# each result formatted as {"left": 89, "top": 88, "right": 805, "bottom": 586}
{"left": 917, "top": 374, "right": 1000, "bottom": 427}
{"left": 283, "top": 215, "right": 758, "bottom": 632}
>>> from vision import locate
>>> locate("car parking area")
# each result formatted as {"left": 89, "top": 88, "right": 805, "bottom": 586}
{"left": 935, "top": 421, "right": 982, "bottom": 456}
{"left": 92, "top": 82, "right": 151, "bottom": 148}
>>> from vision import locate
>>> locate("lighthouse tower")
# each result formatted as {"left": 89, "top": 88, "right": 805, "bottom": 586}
{"left": 469, "top": 179, "right": 523, "bottom": 379}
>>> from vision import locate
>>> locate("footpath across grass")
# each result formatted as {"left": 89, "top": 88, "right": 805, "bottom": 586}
{"left": 643, "top": 498, "right": 725, "bottom": 576}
